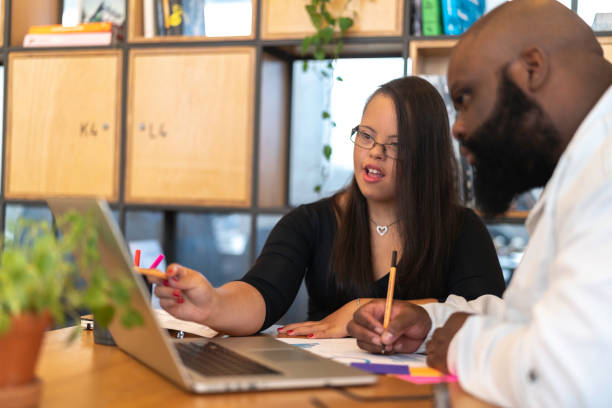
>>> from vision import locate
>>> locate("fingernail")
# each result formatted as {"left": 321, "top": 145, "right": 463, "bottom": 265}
{"left": 178, "top": 297, "right": 184, "bottom": 304}
{"left": 374, "top": 326, "right": 383, "bottom": 334}
{"left": 172, "top": 290, "right": 180, "bottom": 297}
{"left": 307, "top": 334, "right": 314, "bottom": 338}
{"left": 162, "top": 280, "right": 169, "bottom": 287}
{"left": 277, "top": 327, "right": 284, "bottom": 332}
{"left": 382, "top": 332, "right": 393, "bottom": 342}
{"left": 287, "top": 330, "right": 294, "bottom": 335}
{"left": 172, "top": 275, "right": 179, "bottom": 281}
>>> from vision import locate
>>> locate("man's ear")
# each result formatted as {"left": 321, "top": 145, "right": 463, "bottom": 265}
{"left": 508, "top": 46, "right": 550, "bottom": 92}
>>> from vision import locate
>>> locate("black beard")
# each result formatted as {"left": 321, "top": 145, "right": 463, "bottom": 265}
{"left": 463, "top": 69, "right": 562, "bottom": 217}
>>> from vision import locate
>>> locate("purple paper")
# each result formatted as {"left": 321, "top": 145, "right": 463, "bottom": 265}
{"left": 350, "top": 363, "right": 410, "bottom": 375}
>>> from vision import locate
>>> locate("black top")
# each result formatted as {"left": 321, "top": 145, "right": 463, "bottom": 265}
{"left": 241, "top": 198, "right": 505, "bottom": 331}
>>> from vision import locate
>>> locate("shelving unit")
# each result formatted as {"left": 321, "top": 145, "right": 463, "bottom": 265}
{"left": 0, "top": 0, "right": 610, "bottom": 265}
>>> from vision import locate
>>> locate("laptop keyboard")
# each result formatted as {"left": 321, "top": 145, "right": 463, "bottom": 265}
{"left": 175, "top": 341, "right": 279, "bottom": 377}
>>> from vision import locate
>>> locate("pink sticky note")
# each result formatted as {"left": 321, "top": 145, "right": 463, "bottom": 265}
{"left": 394, "top": 374, "right": 458, "bottom": 384}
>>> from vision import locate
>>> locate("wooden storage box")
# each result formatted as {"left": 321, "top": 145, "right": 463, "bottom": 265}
{"left": 261, "top": 0, "right": 404, "bottom": 39}
{"left": 5, "top": 51, "right": 122, "bottom": 200}
{"left": 126, "top": 47, "right": 255, "bottom": 207}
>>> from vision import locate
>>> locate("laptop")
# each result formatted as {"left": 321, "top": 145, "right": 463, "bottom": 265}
{"left": 47, "top": 197, "right": 377, "bottom": 393}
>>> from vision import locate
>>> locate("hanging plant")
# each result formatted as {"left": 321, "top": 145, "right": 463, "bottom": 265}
{"left": 301, "top": 0, "right": 356, "bottom": 193}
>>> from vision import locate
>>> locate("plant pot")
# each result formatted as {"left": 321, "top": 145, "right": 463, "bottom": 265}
{"left": 0, "top": 311, "right": 51, "bottom": 387}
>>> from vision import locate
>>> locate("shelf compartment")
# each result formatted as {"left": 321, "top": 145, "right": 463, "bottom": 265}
{"left": 5, "top": 50, "right": 122, "bottom": 200}
{"left": 126, "top": 46, "right": 256, "bottom": 207}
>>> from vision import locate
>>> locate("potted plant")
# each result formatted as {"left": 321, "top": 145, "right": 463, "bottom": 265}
{"left": 0, "top": 210, "right": 142, "bottom": 405}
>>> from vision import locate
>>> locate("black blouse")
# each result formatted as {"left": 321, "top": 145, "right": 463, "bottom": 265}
{"left": 241, "top": 198, "right": 505, "bottom": 331}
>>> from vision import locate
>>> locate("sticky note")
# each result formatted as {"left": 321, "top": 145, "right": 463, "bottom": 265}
{"left": 350, "top": 363, "right": 410, "bottom": 375}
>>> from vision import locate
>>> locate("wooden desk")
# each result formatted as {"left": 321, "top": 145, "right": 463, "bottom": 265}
{"left": 36, "top": 328, "right": 490, "bottom": 408}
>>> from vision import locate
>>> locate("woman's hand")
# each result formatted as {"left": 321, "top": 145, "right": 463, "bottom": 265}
{"left": 278, "top": 299, "right": 365, "bottom": 339}
{"left": 147, "top": 263, "right": 218, "bottom": 325}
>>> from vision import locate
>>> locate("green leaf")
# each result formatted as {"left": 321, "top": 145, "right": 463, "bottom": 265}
{"left": 110, "top": 281, "right": 130, "bottom": 306}
{"left": 301, "top": 36, "right": 312, "bottom": 55}
{"left": 334, "top": 41, "right": 344, "bottom": 57}
{"left": 321, "top": 69, "right": 330, "bottom": 78}
{"left": 319, "top": 26, "right": 334, "bottom": 45}
{"left": 338, "top": 17, "right": 354, "bottom": 33}
{"left": 331, "top": 121, "right": 337, "bottom": 127}
{"left": 121, "top": 309, "right": 145, "bottom": 328}
{"left": 323, "top": 145, "right": 332, "bottom": 160}
{"left": 321, "top": 111, "right": 331, "bottom": 119}
{"left": 314, "top": 185, "right": 322, "bottom": 193}
{"left": 302, "top": 60, "right": 309, "bottom": 72}
{"left": 93, "top": 305, "right": 115, "bottom": 329}
{"left": 314, "top": 49, "right": 325, "bottom": 60}
{"left": 336, "top": 76, "right": 343, "bottom": 82}
{"left": 322, "top": 11, "right": 335, "bottom": 25}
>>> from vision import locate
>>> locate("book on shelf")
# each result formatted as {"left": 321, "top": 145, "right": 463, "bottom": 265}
{"left": 148, "top": 0, "right": 205, "bottom": 37}
{"left": 440, "top": 0, "right": 485, "bottom": 36}
{"left": 143, "top": 0, "right": 156, "bottom": 37}
{"left": 62, "top": 0, "right": 126, "bottom": 27}
{"left": 161, "top": 0, "right": 184, "bottom": 36}
{"left": 421, "top": 0, "right": 442, "bottom": 36}
{"left": 28, "top": 21, "right": 119, "bottom": 34}
{"left": 24, "top": 21, "right": 123, "bottom": 47}
{"left": 23, "top": 30, "right": 122, "bottom": 47}
{"left": 182, "top": 0, "right": 206, "bottom": 36}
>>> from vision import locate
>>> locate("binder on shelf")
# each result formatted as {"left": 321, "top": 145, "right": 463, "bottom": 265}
{"left": 155, "top": 0, "right": 167, "bottom": 35}
{"left": 422, "top": 0, "right": 442, "bottom": 36}
{"left": 440, "top": 0, "right": 485, "bottom": 36}
{"left": 182, "top": 0, "right": 206, "bottom": 37}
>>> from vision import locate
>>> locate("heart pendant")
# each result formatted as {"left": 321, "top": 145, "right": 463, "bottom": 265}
{"left": 376, "top": 226, "right": 388, "bottom": 236}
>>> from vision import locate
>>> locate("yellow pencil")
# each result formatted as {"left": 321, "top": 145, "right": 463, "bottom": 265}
{"left": 383, "top": 250, "right": 398, "bottom": 329}
{"left": 134, "top": 266, "right": 166, "bottom": 279}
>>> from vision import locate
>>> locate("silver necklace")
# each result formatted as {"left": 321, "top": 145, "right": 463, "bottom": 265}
{"left": 370, "top": 218, "right": 400, "bottom": 236}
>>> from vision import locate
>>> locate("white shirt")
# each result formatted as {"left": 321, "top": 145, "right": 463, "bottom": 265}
{"left": 422, "top": 85, "right": 612, "bottom": 407}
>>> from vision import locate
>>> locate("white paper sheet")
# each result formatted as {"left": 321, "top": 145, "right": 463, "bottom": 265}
{"left": 277, "top": 337, "right": 427, "bottom": 367}
{"left": 153, "top": 308, "right": 217, "bottom": 338}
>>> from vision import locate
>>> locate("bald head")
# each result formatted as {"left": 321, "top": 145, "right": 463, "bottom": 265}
{"left": 457, "top": 0, "right": 601, "bottom": 65}
{"left": 448, "top": 0, "right": 612, "bottom": 148}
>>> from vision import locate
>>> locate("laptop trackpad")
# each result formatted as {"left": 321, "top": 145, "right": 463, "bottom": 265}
{"left": 254, "top": 349, "right": 318, "bottom": 362}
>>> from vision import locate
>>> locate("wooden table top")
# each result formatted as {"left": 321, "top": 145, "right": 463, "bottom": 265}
{"left": 35, "top": 328, "right": 491, "bottom": 408}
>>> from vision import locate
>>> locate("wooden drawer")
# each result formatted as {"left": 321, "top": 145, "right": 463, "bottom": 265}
{"left": 126, "top": 47, "right": 255, "bottom": 207}
{"left": 261, "top": 0, "right": 403, "bottom": 39}
{"left": 6, "top": 51, "right": 122, "bottom": 200}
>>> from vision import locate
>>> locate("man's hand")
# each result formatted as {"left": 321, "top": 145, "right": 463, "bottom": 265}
{"left": 426, "top": 312, "right": 471, "bottom": 374}
{"left": 347, "top": 299, "right": 432, "bottom": 354}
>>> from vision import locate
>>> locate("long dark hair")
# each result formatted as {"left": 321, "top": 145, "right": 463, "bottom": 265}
{"left": 331, "top": 76, "right": 461, "bottom": 303}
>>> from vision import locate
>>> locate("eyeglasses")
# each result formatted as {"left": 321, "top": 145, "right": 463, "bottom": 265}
{"left": 350, "top": 126, "right": 399, "bottom": 159}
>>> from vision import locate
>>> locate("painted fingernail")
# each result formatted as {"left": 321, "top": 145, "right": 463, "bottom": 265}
{"left": 172, "top": 290, "right": 180, "bottom": 297}
{"left": 162, "top": 280, "right": 169, "bottom": 287}
{"left": 307, "top": 334, "right": 314, "bottom": 338}
{"left": 277, "top": 327, "right": 284, "bottom": 332}
{"left": 287, "top": 330, "right": 294, "bottom": 335}
{"left": 178, "top": 297, "right": 184, "bottom": 304}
